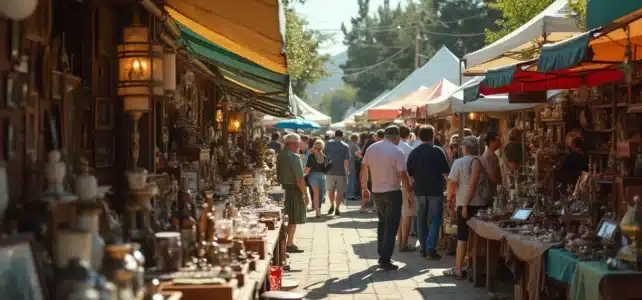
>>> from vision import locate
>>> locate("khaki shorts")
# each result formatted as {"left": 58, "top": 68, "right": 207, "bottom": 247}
{"left": 402, "top": 190, "right": 416, "bottom": 217}
{"left": 326, "top": 175, "right": 348, "bottom": 193}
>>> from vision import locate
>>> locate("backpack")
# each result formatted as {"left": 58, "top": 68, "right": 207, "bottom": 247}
{"left": 468, "top": 156, "right": 492, "bottom": 202}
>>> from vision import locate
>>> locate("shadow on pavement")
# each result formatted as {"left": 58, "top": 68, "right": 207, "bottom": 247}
{"left": 303, "top": 240, "right": 429, "bottom": 299}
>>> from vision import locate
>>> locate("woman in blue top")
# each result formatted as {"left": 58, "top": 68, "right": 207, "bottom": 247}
{"left": 305, "top": 139, "right": 328, "bottom": 217}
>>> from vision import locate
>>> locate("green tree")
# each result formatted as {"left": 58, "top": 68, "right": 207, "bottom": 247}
{"left": 567, "top": 0, "right": 587, "bottom": 30}
{"left": 485, "top": 0, "right": 554, "bottom": 43}
{"left": 285, "top": 9, "right": 331, "bottom": 96}
{"left": 318, "top": 85, "right": 358, "bottom": 122}
{"left": 432, "top": 0, "right": 499, "bottom": 57}
{"left": 340, "top": 0, "right": 437, "bottom": 104}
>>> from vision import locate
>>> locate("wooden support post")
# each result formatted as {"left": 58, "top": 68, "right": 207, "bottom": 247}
{"left": 472, "top": 232, "right": 486, "bottom": 287}
{"left": 486, "top": 239, "right": 501, "bottom": 293}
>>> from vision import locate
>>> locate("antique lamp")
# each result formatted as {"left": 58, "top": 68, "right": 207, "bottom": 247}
{"left": 117, "top": 14, "right": 163, "bottom": 169}
{"left": 228, "top": 111, "right": 242, "bottom": 134}
{"left": 117, "top": 15, "right": 161, "bottom": 253}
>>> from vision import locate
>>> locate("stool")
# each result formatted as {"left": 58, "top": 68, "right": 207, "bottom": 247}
{"left": 281, "top": 279, "right": 299, "bottom": 291}
{"left": 260, "top": 291, "right": 304, "bottom": 300}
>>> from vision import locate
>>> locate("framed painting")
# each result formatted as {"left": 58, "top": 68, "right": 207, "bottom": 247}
{"left": 94, "top": 132, "right": 115, "bottom": 168}
{"left": 0, "top": 234, "right": 48, "bottom": 300}
{"left": 95, "top": 98, "right": 113, "bottom": 131}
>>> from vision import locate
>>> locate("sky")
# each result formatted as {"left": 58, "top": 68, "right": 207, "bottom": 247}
{"left": 293, "top": 0, "right": 403, "bottom": 55}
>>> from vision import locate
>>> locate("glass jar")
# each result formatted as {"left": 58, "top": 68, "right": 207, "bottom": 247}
{"left": 153, "top": 232, "right": 182, "bottom": 272}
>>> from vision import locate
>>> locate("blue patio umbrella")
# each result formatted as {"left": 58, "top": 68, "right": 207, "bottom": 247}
{"left": 275, "top": 118, "right": 321, "bottom": 130}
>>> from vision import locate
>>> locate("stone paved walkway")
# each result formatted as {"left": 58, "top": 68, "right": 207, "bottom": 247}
{"left": 282, "top": 201, "right": 488, "bottom": 300}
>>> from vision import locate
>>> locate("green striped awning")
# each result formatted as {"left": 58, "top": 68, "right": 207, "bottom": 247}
{"left": 537, "top": 32, "right": 591, "bottom": 73}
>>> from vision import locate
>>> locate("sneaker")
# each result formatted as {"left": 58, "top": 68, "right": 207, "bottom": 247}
{"left": 378, "top": 262, "right": 399, "bottom": 271}
{"left": 334, "top": 208, "right": 341, "bottom": 216}
{"left": 426, "top": 251, "right": 442, "bottom": 260}
{"left": 286, "top": 245, "right": 304, "bottom": 253}
{"left": 328, "top": 206, "right": 335, "bottom": 215}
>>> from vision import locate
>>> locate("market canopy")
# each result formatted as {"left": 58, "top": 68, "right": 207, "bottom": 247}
{"left": 424, "top": 77, "right": 546, "bottom": 117}
{"left": 468, "top": 8, "right": 642, "bottom": 97}
{"left": 165, "top": 0, "right": 287, "bottom": 75}
{"left": 367, "top": 86, "right": 435, "bottom": 121}
{"left": 263, "top": 94, "right": 330, "bottom": 126}
{"left": 368, "top": 46, "right": 463, "bottom": 107}
{"left": 464, "top": 0, "right": 582, "bottom": 74}
{"left": 587, "top": 0, "right": 642, "bottom": 29}
{"left": 170, "top": 7, "right": 289, "bottom": 94}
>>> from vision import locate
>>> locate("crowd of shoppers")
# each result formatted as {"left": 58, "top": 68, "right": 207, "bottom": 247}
{"left": 272, "top": 124, "right": 506, "bottom": 274}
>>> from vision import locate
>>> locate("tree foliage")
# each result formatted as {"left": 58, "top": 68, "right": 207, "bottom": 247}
{"left": 318, "top": 85, "right": 358, "bottom": 122}
{"left": 567, "top": 0, "right": 587, "bottom": 30}
{"left": 285, "top": 8, "right": 331, "bottom": 96}
{"left": 485, "top": 0, "right": 554, "bottom": 43}
{"left": 338, "top": 0, "right": 497, "bottom": 104}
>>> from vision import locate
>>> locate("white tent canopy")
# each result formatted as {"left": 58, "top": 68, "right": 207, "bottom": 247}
{"left": 425, "top": 77, "right": 553, "bottom": 116}
{"left": 463, "top": 0, "right": 580, "bottom": 68}
{"left": 263, "top": 94, "right": 331, "bottom": 126}
{"left": 370, "top": 46, "right": 464, "bottom": 107}
{"left": 332, "top": 46, "right": 465, "bottom": 128}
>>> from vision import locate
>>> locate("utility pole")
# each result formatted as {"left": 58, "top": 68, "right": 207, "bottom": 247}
{"left": 414, "top": 27, "right": 420, "bottom": 69}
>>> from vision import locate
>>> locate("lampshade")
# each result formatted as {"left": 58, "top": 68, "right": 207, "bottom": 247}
{"left": 117, "top": 23, "right": 164, "bottom": 112}
{"left": 0, "top": 0, "right": 38, "bottom": 20}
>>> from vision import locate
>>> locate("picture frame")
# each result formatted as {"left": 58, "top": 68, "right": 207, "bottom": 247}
{"left": 182, "top": 170, "right": 200, "bottom": 193}
{"left": 95, "top": 98, "right": 113, "bottom": 131}
{"left": 596, "top": 218, "right": 618, "bottom": 242}
{"left": 0, "top": 234, "right": 48, "bottom": 300}
{"left": 94, "top": 133, "right": 115, "bottom": 168}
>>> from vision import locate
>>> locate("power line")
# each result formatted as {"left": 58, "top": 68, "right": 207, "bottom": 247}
{"left": 313, "top": 14, "right": 488, "bottom": 33}
{"left": 339, "top": 45, "right": 411, "bottom": 77}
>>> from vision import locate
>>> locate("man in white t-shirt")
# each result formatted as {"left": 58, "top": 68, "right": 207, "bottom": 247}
{"left": 361, "top": 125, "right": 414, "bottom": 271}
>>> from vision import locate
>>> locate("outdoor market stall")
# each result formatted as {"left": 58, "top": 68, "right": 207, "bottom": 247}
{"left": 459, "top": 5, "right": 642, "bottom": 300}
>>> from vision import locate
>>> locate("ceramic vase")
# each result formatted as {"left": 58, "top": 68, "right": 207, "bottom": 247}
{"left": 55, "top": 229, "right": 92, "bottom": 268}
{"left": 77, "top": 210, "right": 105, "bottom": 270}
{"left": 126, "top": 168, "right": 148, "bottom": 190}
{"left": 75, "top": 172, "right": 98, "bottom": 202}
{"left": 44, "top": 150, "right": 66, "bottom": 191}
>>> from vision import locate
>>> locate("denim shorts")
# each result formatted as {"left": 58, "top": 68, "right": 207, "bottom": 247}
{"left": 308, "top": 171, "right": 325, "bottom": 187}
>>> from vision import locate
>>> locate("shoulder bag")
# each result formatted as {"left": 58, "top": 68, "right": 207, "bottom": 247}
{"left": 468, "top": 156, "right": 492, "bottom": 202}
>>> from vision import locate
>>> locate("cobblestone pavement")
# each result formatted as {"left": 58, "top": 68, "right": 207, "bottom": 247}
{"left": 282, "top": 201, "right": 488, "bottom": 300}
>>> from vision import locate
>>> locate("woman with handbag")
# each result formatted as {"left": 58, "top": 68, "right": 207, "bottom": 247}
{"left": 305, "top": 139, "right": 332, "bottom": 218}
{"left": 443, "top": 136, "right": 492, "bottom": 279}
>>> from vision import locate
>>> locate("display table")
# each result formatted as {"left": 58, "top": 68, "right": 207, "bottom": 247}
{"left": 467, "top": 218, "right": 507, "bottom": 292}
{"left": 546, "top": 249, "right": 642, "bottom": 300}
{"left": 467, "top": 218, "right": 558, "bottom": 300}
{"left": 161, "top": 221, "right": 286, "bottom": 300}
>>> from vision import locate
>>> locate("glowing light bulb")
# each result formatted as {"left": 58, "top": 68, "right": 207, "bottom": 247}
{"left": 132, "top": 59, "right": 141, "bottom": 70}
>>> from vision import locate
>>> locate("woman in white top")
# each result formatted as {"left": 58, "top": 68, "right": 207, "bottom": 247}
{"left": 443, "top": 136, "right": 490, "bottom": 279}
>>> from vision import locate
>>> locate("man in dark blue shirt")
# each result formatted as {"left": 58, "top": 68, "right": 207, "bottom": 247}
{"left": 406, "top": 125, "right": 450, "bottom": 259}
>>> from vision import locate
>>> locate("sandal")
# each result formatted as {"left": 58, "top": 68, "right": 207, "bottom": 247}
{"left": 398, "top": 245, "right": 416, "bottom": 252}
{"left": 442, "top": 267, "right": 465, "bottom": 280}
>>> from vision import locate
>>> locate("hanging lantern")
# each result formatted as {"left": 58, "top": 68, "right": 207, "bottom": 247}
{"left": 117, "top": 16, "right": 164, "bottom": 114}
{"left": 228, "top": 111, "right": 242, "bottom": 133}
{"left": 0, "top": 0, "right": 38, "bottom": 20}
